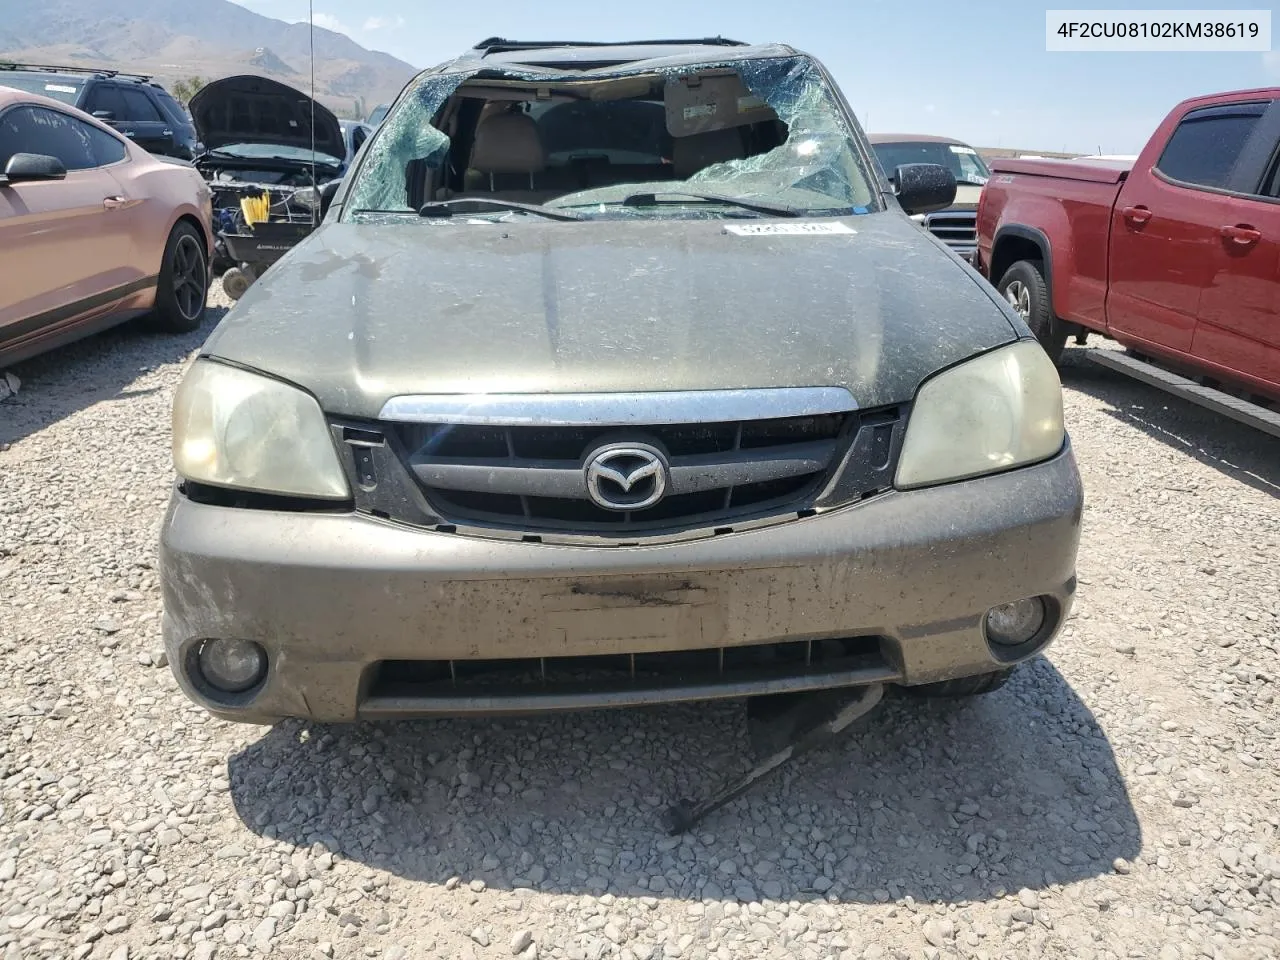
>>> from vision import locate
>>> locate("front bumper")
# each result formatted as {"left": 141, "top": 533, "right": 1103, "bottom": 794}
{"left": 160, "top": 446, "right": 1083, "bottom": 722}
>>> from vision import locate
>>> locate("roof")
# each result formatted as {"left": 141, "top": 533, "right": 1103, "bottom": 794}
{"left": 0, "top": 63, "right": 152, "bottom": 83}
{"left": 447, "top": 38, "right": 799, "bottom": 71}
{"left": 866, "top": 133, "right": 972, "bottom": 146}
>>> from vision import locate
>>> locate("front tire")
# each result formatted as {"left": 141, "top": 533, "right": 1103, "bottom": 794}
{"left": 997, "top": 259, "right": 1066, "bottom": 364}
{"left": 904, "top": 668, "right": 1016, "bottom": 699}
{"left": 148, "top": 222, "right": 208, "bottom": 333}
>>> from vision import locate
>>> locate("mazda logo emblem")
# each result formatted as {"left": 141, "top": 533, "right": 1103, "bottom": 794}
{"left": 584, "top": 443, "right": 669, "bottom": 512}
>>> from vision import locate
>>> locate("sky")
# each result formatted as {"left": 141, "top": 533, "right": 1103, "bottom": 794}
{"left": 232, "top": 0, "right": 1280, "bottom": 154}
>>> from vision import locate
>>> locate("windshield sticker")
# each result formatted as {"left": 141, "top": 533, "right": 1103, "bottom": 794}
{"left": 45, "top": 84, "right": 78, "bottom": 94}
{"left": 724, "top": 222, "right": 856, "bottom": 236}
{"left": 948, "top": 145, "right": 977, "bottom": 155}
{"left": 737, "top": 95, "right": 768, "bottom": 113}
{"left": 683, "top": 104, "right": 717, "bottom": 120}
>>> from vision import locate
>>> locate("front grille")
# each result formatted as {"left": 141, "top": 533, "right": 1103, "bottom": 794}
{"left": 338, "top": 389, "right": 907, "bottom": 542}
{"left": 926, "top": 210, "right": 977, "bottom": 248}
{"left": 390, "top": 413, "right": 852, "bottom": 533}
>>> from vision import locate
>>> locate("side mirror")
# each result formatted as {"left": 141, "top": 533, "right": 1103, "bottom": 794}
{"left": 92, "top": 110, "right": 116, "bottom": 121}
{"left": 893, "top": 163, "right": 956, "bottom": 216}
{"left": 318, "top": 178, "right": 342, "bottom": 220}
{"left": 1, "top": 153, "right": 68, "bottom": 185}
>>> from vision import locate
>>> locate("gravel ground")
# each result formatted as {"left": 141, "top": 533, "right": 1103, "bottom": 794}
{"left": 1, "top": 291, "right": 1277, "bottom": 960}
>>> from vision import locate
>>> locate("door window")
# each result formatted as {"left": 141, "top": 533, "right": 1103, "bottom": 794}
{"left": 1155, "top": 104, "right": 1266, "bottom": 190}
{"left": 85, "top": 85, "right": 128, "bottom": 121}
{"left": 0, "top": 106, "right": 127, "bottom": 171}
{"left": 121, "top": 88, "right": 164, "bottom": 123}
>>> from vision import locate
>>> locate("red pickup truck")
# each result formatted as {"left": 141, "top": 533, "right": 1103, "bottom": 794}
{"left": 976, "top": 87, "right": 1280, "bottom": 436}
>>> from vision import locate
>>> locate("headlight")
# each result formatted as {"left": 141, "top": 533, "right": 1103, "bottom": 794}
{"left": 895, "top": 340, "right": 1064, "bottom": 489}
{"left": 172, "top": 360, "right": 350, "bottom": 500}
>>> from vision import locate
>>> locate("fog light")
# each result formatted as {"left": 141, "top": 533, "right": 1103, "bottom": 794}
{"left": 197, "top": 639, "right": 267, "bottom": 693}
{"left": 985, "top": 598, "right": 1047, "bottom": 646}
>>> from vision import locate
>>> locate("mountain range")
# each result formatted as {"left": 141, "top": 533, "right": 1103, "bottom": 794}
{"left": 0, "top": 0, "right": 420, "bottom": 117}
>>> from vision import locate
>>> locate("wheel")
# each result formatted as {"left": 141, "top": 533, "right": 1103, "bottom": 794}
{"left": 996, "top": 259, "right": 1066, "bottom": 364}
{"left": 221, "top": 267, "right": 252, "bottom": 301}
{"left": 903, "top": 668, "right": 1016, "bottom": 699}
{"left": 148, "top": 222, "right": 208, "bottom": 333}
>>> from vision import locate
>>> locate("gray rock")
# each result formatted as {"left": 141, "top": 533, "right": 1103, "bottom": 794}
{"left": 922, "top": 920, "right": 945, "bottom": 948}
{"left": 512, "top": 931, "right": 534, "bottom": 954}
{"left": 253, "top": 917, "right": 277, "bottom": 950}
{"left": 103, "top": 915, "right": 130, "bottom": 934}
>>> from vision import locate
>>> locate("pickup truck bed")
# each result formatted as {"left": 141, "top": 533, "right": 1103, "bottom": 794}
{"left": 976, "top": 87, "right": 1280, "bottom": 428}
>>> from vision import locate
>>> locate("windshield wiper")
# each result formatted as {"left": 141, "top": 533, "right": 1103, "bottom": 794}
{"left": 619, "top": 191, "right": 803, "bottom": 218}
{"left": 418, "top": 198, "right": 585, "bottom": 222}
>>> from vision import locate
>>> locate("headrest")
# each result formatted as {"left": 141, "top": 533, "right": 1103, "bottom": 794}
{"left": 470, "top": 111, "right": 545, "bottom": 175}
{"left": 673, "top": 128, "right": 747, "bottom": 178}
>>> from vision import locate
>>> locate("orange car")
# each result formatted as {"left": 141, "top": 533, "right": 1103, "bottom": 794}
{"left": 0, "top": 86, "right": 214, "bottom": 367}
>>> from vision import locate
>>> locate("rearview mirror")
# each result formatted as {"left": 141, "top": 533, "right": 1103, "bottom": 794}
{"left": 1, "top": 153, "right": 68, "bottom": 185}
{"left": 893, "top": 163, "right": 956, "bottom": 216}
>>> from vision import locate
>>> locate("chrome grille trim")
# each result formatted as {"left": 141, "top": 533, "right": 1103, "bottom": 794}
{"left": 414, "top": 438, "right": 837, "bottom": 500}
{"left": 925, "top": 210, "right": 978, "bottom": 247}
{"left": 378, "top": 387, "right": 858, "bottom": 426}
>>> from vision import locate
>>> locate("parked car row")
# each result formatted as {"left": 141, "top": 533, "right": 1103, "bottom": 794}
{"left": 0, "top": 85, "right": 213, "bottom": 367}
{"left": 0, "top": 63, "right": 201, "bottom": 160}
{"left": 0, "top": 69, "right": 363, "bottom": 365}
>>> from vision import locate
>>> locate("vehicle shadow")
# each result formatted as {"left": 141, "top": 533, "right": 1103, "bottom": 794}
{"left": 1060, "top": 347, "right": 1280, "bottom": 498}
{"left": 0, "top": 308, "right": 227, "bottom": 447}
{"left": 228, "top": 657, "right": 1141, "bottom": 905}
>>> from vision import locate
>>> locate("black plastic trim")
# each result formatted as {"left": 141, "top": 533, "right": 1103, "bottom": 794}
{"left": 0, "top": 273, "right": 157, "bottom": 345}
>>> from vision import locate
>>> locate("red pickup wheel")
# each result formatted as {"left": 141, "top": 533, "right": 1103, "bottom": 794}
{"left": 996, "top": 259, "right": 1067, "bottom": 364}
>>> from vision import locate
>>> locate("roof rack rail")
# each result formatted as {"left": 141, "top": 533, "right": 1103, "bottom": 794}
{"left": 0, "top": 62, "right": 153, "bottom": 82}
{"left": 471, "top": 37, "right": 749, "bottom": 55}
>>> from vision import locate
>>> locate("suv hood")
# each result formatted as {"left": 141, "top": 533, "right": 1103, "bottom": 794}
{"left": 203, "top": 213, "right": 1021, "bottom": 419}
{"left": 188, "top": 75, "right": 345, "bottom": 161}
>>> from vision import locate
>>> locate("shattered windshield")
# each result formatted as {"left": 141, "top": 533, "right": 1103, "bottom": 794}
{"left": 344, "top": 56, "right": 878, "bottom": 221}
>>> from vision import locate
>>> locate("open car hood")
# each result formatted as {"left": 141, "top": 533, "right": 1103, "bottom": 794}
{"left": 189, "top": 75, "right": 345, "bottom": 162}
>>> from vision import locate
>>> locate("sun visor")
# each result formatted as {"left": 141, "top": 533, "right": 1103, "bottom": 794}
{"left": 664, "top": 72, "right": 777, "bottom": 137}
